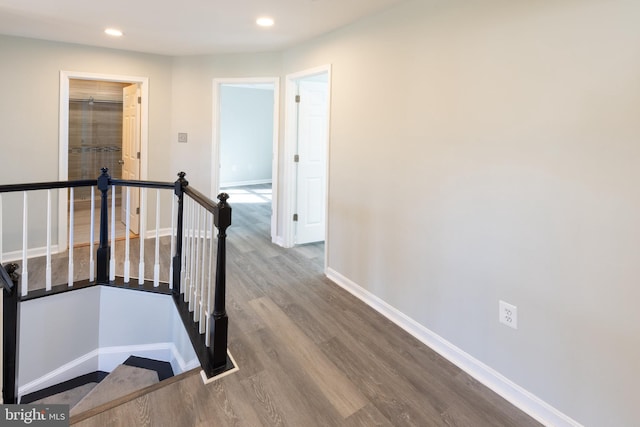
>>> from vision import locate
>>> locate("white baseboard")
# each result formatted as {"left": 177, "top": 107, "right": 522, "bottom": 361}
{"left": 18, "top": 349, "right": 100, "bottom": 399}
{"left": 272, "top": 235, "right": 285, "bottom": 247}
{"left": 97, "top": 343, "right": 198, "bottom": 375}
{"left": 3, "top": 245, "right": 62, "bottom": 263}
{"left": 143, "top": 227, "right": 173, "bottom": 240}
{"left": 2, "top": 231, "right": 174, "bottom": 261}
{"left": 18, "top": 343, "right": 199, "bottom": 400}
{"left": 220, "top": 179, "right": 272, "bottom": 188}
{"left": 326, "top": 267, "right": 583, "bottom": 427}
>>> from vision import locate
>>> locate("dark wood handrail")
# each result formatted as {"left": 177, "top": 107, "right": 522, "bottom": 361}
{"left": 0, "top": 178, "right": 176, "bottom": 194}
{"left": 0, "top": 179, "right": 97, "bottom": 193}
{"left": 109, "top": 178, "right": 174, "bottom": 190}
{"left": 184, "top": 185, "right": 218, "bottom": 215}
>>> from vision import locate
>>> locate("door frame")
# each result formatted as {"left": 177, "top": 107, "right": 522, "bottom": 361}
{"left": 282, "top": 65, "right": 332, "bottom": 255}
{"left": 58, "top": 71, "right": 149, "bottom": 251}
{"left": 212, "top": 77, "right": 280, "bottom": 242}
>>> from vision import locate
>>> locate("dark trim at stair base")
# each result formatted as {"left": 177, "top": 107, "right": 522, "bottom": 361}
{"left": 20, "top": 278, "right": 171, "bottom": 302}
{"left": 102, "top": 277, "right": 172, "bottom": 295}
{"left": 20, "top": 279, "right": 96, "bottom": 302}
{"left": 123, "top": 356, "right": 174, "bottom": 381}
{"left": 172, "top": 293, "right": 235, "bottom": 378}
{"left": 20, "top": 371, "right": 109, "bottom": 404}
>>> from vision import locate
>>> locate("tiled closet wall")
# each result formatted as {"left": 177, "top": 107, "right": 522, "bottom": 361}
{"left": 69, "top": 79, "right": 129, "bottom": 199}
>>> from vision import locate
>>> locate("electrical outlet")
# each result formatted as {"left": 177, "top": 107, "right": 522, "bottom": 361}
{"left": 499, "top": 300, "right": 518, "bottom": 329}
{"left": 178, "top": 132, "right": 188, "bottom": 143}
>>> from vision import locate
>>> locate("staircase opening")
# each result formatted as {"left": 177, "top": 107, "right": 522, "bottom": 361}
{"left": 1, "top": 170, "right": 237, "bottom": 411}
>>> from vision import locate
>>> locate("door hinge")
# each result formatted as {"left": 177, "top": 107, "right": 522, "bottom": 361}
{"left": 294, "top": 154, "right": 299, "bottom": 163}
{"left": 136, "top": 207, "right": 140, "bottom": 214}
{"left": 136, "top": 152, "right": 141, "bottom": 159}
{"left": 138, "top": 96, "right": 141, "bottom": 104}
{"left": 293, "top": 213, "right": 298, "bottom": 222}
{"left": 295, "top": 95, "right": 301, "bottom": 103}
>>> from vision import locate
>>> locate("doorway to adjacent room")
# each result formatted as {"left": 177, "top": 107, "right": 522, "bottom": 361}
{"left": 59, "top": 72, "right": 149, "bottom": 249}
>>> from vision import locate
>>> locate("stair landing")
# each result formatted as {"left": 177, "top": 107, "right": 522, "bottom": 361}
{"left": 70, "top": 364, "right": 159, "bottom": 416}
{"left": 23, "top": 357, "right": 174, "bottom": 418}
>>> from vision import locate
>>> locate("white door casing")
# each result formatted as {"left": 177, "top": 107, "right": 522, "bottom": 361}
{"left": 58, "top": 71, "right": 149, "bottom": 251}
{"left": 211, "top": 77, "right": 280, "bottom": 242}
{"left": 282, "top": 65, "right": 331, "bottom": 255}
{"left": 121, "top": 83, "right": 141, "bottom": 234}
{"left": 294, "top": 79, "right": 329, "bottom": 245}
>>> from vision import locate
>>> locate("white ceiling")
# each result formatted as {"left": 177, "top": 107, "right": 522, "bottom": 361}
{"left": 0, "top": 0, "right": 407, "bottom": 56}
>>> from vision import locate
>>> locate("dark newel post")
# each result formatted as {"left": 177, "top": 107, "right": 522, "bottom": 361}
{"left": 96, "top": 168, "right": 111, "bottom": 284}
{"left": 210, "top": 192, "right": 231, "bottom": 372}
{"left": 172, "top": 172, "right": 188, "bottom": 297}
{"left": 2, "top": 263, "right": 20, "bottom": 404}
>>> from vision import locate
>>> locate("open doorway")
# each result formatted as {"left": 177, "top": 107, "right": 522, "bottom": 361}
{"left": 212, "top": 78, "right": 280, "bottom": 243}
{"left": 59, "top": 71, "right": 149, "bottom": 251}
{"left": 68, "top": 79, "right": 129, "bottom": 245}
{"left": 283, "top": 66, "right": 331, "bottom": 255}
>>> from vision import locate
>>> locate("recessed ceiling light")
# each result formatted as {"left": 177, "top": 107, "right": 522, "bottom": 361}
{"left": 256, "top": 17, "right": 274, "bottom": 27}
{"left": 104, "top": 28, "right": 123, "bottom": 37}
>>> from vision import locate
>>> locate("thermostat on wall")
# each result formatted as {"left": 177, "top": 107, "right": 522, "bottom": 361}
{"left": 178, "top": 132, "right": 188, "bottom": 143}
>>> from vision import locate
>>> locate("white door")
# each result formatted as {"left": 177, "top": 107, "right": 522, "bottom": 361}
{"left": 295, "top": 79, "right": 328, "bottom": 244}
{"left": 121, "top": 83, "right": 141, "bottom": 234}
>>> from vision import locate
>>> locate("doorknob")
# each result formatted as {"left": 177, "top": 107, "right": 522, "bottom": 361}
{"left": 118, "top": 160, "right": 125, "bottom": 165}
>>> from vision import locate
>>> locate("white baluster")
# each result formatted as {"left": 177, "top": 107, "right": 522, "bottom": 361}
{"left": 181, "top": 197, "right": 189, "bottom": 295}
{"left": 68, "top": 188, "right": 74, "bottom": 287}
{"left": 139, "top": 187, "right": 146, "bottom": 285}
{"left": 21, "top": 192, "right": 28, "bottom": 296}
{"left": 169, "top": 193, "right": 176, "bottom": 289}
{"left": 189, "top": 201, "right": 200, "bottom": 311}
{"left": 0, "top": 194, "right": 3, "bottom": 265}
{"left": 124, "top": 187, "right": 131, "bottom": 283}
{"left": 205, "top": 212, "right": 215, "bottom": 346}
{"left": 188, "top": 198, "right": 197, "bottom": 305}
{"left": 199, "top": 211, "right": 210, "bottom": 334}
{"left": 110, "top": 185, "right": 116, "bottom": 281}
{"left": 89, "top": 186, "right": 95, "bottom": 282}
{"left": 153, "top": 189, "right": 160, "bottom": 287}
{"left": 183, "top": 198, "right": 190, "bottom": 298}
{"left": 46, "top": 189, "right": 52, "bottom": 290}
{"left": 191, "top": 204, "right": 201, "bottom": 313}
{"left": 200, "top": 211, "right": 210, "bottom": 330}
{"left": 181, "top": 198, "right": 188, "bottom": 295}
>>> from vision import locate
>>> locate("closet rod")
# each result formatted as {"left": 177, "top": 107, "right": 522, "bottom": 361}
{"left": 69, "top": 97, "right": 123, "bottom": 104}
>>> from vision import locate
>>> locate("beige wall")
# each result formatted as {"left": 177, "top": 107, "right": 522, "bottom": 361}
{"left": 284, "top": 1, "right": 640, "bottom": 425}
{"left": 0, "top": 35, "right": 173, "bottom": 184}
{"left": 170, "top": 53, "right": 282, "bottom": 194}
{"left": 0, "top": 36, "right": 173, "bottom": 252}
{"left": 2, "top": 0, "right": 640, "bottom": 423}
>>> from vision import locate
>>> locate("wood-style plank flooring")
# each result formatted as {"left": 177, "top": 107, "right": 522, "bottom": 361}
{"left": 73, "top": 195, "right": 130, "bottom": 246}
{"left": 57, "top": 184, "right": 539, "bottom": 426}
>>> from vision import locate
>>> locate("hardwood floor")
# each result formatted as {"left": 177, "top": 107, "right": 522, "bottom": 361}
{"left": 72, "top": 195, "right": 130, "bottom": 246}
{"left": 58, "top": 184, "right": 540, "bottom": 426}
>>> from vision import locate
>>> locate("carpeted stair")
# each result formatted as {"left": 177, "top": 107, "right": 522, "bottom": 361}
{"left": 24, "top": 356, "right": 173, "bottom": 415}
